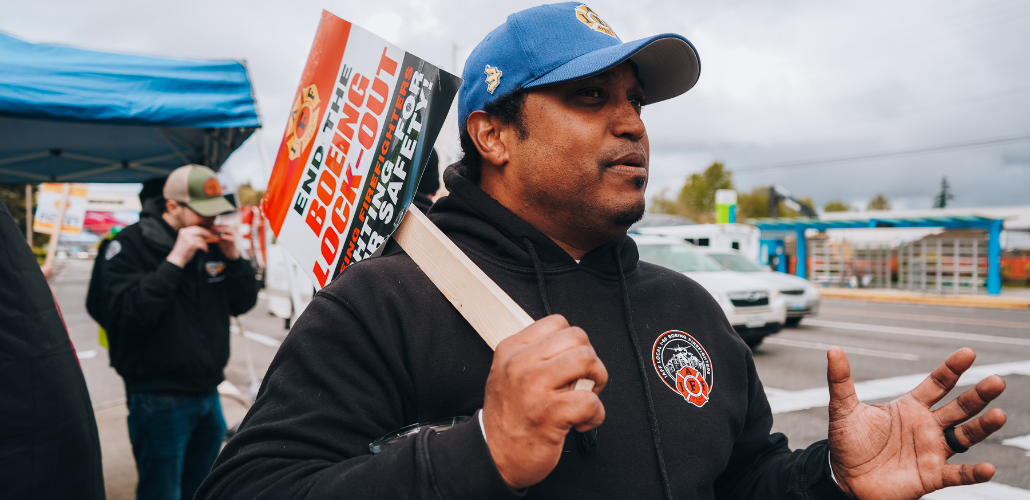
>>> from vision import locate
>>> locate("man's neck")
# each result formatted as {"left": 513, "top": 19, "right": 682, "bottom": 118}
{"left": 540, "top": 230, "right": 590, "bottom": 261}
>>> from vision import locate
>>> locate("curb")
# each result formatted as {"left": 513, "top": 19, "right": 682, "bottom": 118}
{"left": 818, "top": 289, "right": 1030, "bottom": 310}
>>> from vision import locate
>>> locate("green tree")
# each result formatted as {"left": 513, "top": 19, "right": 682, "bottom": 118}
{"left": 236, "top": 184, "right": 265, "bottom": 206}
{"left": 823, "top": 200, "right": 850, "bottom": 212}
{"left": 650, "top": 161, "right": 734, "bottom": 222}
{"left": 736, "top": 187, "right": 769, "bottom": 219}
{"left": 932, "top": 176, "right": 953, "bottom": 209}
{"left": 867, "top": 194, "right": 892, "bottom": 211}
{"left": 735, "top": 187, "right": 814, "bottom": 219}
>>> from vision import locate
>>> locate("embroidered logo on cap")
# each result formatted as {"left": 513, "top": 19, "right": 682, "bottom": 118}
{"left": 653, "top": 330, "right": 713, "bottom": 407}
{"left": 202, "top": 177, "right": 223, "bottom": 197}
{"left": 484, "top": 65, "right": 503, "bottom": 94}
{"left": 575, "top": 5, "right": 617, "bottom": 38}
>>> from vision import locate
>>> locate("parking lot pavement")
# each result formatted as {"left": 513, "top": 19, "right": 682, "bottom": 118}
{"left": 49, "top": 259, "right": 1029, "bottom": 498}
{"left": 756, "top": 299, "right": 1030, "bottom": 495}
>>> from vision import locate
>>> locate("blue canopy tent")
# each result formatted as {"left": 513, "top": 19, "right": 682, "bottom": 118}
{"left": 0, "top": 32, "right": 261, "bottom": 183}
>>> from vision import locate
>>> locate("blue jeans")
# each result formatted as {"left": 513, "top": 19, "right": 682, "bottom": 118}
{"left": 127, "top": 390, "right": 226, "bottom": 500}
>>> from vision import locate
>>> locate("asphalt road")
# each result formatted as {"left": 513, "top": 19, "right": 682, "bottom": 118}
{"left": 48, "top": 259, "right": 1030, "bottom": 499}
{"left": 758, "top": 300, "right": 1030, "bottom": 498}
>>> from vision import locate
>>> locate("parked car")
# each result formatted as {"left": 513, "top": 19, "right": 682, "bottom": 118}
{"left": 701, "top": 250, "right": 820, "bottom": 327}
{"left": 631, "top": 234, "right": 786, "bottom": 349}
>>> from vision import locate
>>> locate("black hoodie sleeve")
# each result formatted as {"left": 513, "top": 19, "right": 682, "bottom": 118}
{"left": 713, "top": 354, "right": 851, "bottom": 500}
{"left": 222, "top": 256, "right": 259, "bottom": 317}
{"left": 195, "top": 287, "right": 522, "bottom": 500}
{"left": 102, "top": 236, "right": 183, "bottom": 332}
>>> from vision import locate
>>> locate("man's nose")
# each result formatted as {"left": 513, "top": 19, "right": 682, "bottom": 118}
{"left": 611, "top": 101, "right": 646, "bottom": 142}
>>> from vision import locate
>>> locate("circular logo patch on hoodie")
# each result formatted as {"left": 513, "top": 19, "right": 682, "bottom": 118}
{"left": 653, "top": 330, "right": 713, "bottom": 408}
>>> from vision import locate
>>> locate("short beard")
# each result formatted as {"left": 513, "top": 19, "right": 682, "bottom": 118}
{"left": 611, "top": 198, "right": 646, "bottom": 227}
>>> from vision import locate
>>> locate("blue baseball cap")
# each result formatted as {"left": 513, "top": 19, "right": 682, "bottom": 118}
{"left": 458, "top": 2, "right": 700, "bottom": 128}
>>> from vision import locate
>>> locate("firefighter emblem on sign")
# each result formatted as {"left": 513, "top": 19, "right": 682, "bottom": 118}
{"left": 284, "top": 84, "right": 321, "bottom": 160}
{"left": 653, "top": 330, "right": 713, "bottom": 407}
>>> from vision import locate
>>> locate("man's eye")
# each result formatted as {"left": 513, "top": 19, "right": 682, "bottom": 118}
{"left": 579, "top": 88, "right": 605, "bottom": 99}
{"left": 630, "top": 97, "right": 644, "bottom": 108}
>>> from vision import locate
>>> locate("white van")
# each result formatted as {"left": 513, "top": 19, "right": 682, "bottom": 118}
{"left": 633, "top": 224, "right": 761, "bottom": 262}
{"left": 631, "top": 234, "right": 786, "bottom": 349}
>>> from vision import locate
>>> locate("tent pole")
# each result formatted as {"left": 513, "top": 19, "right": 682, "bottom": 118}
{"left": 43, "top": 184, "right": 71, "bottom": 271}
{"left": 25, "top": 184, "right": 32, "bottom": 245}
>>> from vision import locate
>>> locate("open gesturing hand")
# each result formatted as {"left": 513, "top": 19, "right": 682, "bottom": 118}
{"left": 826, "top": 347, "right": 1007, "bottom": 500}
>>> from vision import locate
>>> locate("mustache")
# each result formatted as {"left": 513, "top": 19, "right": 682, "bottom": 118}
{"left": 596, "top": 143, "right": 648, "bottom": 171}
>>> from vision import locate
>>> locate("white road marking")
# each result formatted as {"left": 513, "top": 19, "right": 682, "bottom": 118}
{"left": 76, "top": 349, "right": 97, "bottom": 359}
{"left": 805, "top": 319, "right": 1030, "bottom": 347}
{"left": 1002, "top": 433, "right": 1030, "bottom": 457}
{"left": 820, "top": 308, "right": 1030, "bottom": 330}
{"left": 765, "top": 337, "right": 920, "bottom": 361}
{"left": 767, "top": 360, "right": 1030, "bottom": 414}
{"left": 243, "top": 331, "right": 282, "bottom": 348}
{"left": 922, "top": 482, "right": 1030, "bottom": 500}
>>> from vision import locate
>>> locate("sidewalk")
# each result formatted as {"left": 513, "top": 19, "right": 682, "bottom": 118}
{"left": 817, "top": 287, "right": 1030, "bottom": 310}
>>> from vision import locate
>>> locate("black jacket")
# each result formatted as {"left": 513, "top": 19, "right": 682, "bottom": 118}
{"left": 0, "top": 198, "right": 104, "bottom": 499}
{"left": 197, "top": 166, "right": 848, "bottom": 499}
{"left": 101, "top": 201, "right": 259, "bottom": 394}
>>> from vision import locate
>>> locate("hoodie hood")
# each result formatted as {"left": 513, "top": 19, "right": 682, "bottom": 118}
{"left": 428, "top": 164, "right": 639, "bottom": 278}
{"left": 138, "top": 197, "right": 177, "bottom": 254}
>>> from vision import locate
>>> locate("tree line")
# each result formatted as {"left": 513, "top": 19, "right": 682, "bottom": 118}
{"left": 647, "top": 162, "right": 938, "bottom": 222}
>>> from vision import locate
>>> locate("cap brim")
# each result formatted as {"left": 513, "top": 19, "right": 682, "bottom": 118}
{"left": 186, "top": 197, "right": 236, "bottom": 217}
{"left": 523, "top": 34, "right": 701, "bottom": 105}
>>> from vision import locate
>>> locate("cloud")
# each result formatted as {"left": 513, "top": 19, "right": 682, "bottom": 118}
{"left": 2, "top": 0, "right": 1027, "bottom": 205}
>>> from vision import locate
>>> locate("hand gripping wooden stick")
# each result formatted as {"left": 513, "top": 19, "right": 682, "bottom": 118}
{"left": 392, "top": 207, "right": 596, "bottom": 392}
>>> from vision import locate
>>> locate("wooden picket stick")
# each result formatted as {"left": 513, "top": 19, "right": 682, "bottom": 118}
{"left": 42, "top": 183, "right": 72, "bottom": 270}
{"left": 392, "top": 206, "right": 595, "bottom": 392}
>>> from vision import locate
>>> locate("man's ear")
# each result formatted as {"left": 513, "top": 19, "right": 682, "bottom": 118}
{"left": 467, "top": 111, "right": 511, "bottom": 168}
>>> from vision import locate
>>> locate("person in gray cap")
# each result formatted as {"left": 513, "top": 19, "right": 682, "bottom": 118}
{"left": 101, "top": 164, "right": 259, "bottom": 500}
{"left": 198, "top": 4, "right": 1006, "bottom": 499}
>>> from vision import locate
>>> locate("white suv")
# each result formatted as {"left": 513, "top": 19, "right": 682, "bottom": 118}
{"left": 632, "top": 235, "right": 786, "bottom": 349}
{"left": 702, "top": 251, "right": 820, "bottom": 327}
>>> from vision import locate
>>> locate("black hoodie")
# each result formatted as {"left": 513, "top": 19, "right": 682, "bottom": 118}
{"left": 0, "top": 198, "right": 104, "bottom": 499}
{"left": 101, "top": 199, "right": 259, "bottom": 394}
{"left": 197, "top": 166, "right": 848, "bottom": 499}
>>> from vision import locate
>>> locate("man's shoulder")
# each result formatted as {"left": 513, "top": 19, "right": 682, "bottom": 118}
{"left": 110, "top": 221, "right": 144, "bottom": 245}
{"left": 101, "top": 223, "right": 144, "bottom": 262}
{"left": 319, "top": 250, "right": 430, "bottom": 303}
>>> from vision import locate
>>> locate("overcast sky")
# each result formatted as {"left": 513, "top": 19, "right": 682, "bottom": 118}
{"left": 3, "top": 0, "right": 1028, "bottom": 211}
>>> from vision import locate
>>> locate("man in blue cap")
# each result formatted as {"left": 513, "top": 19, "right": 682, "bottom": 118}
{"left": 198, "top": 4, "right": 1007, "bottom": 499}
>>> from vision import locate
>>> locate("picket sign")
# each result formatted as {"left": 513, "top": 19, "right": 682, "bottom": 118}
{"left": 41, "top": 183, "right": 72, "bottom": 269}
{"left": 392, "top": 206, "right": 596, "bottom": 392}
{"left": 262, "top": 11, "right": 593, "bottom": 392}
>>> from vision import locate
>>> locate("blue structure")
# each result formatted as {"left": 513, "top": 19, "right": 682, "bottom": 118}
{"left": 759, "top": 239, "right": 787, "bottom": 272}
{"left": 0, "top": 32, "right": 261, "bottom": 182}
{"left": 746, "top": 215, "right": 1005, "bottom": 295}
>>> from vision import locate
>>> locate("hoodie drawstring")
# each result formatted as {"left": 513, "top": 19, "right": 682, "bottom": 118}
{"left": 523, "top": 238, "right": 552, "bottom": 316}
{"left": 522, "top": 237, "right": 599, "bottom": 454}
{"left": 614, "top": 240, "right": 674, "bottom": 500}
